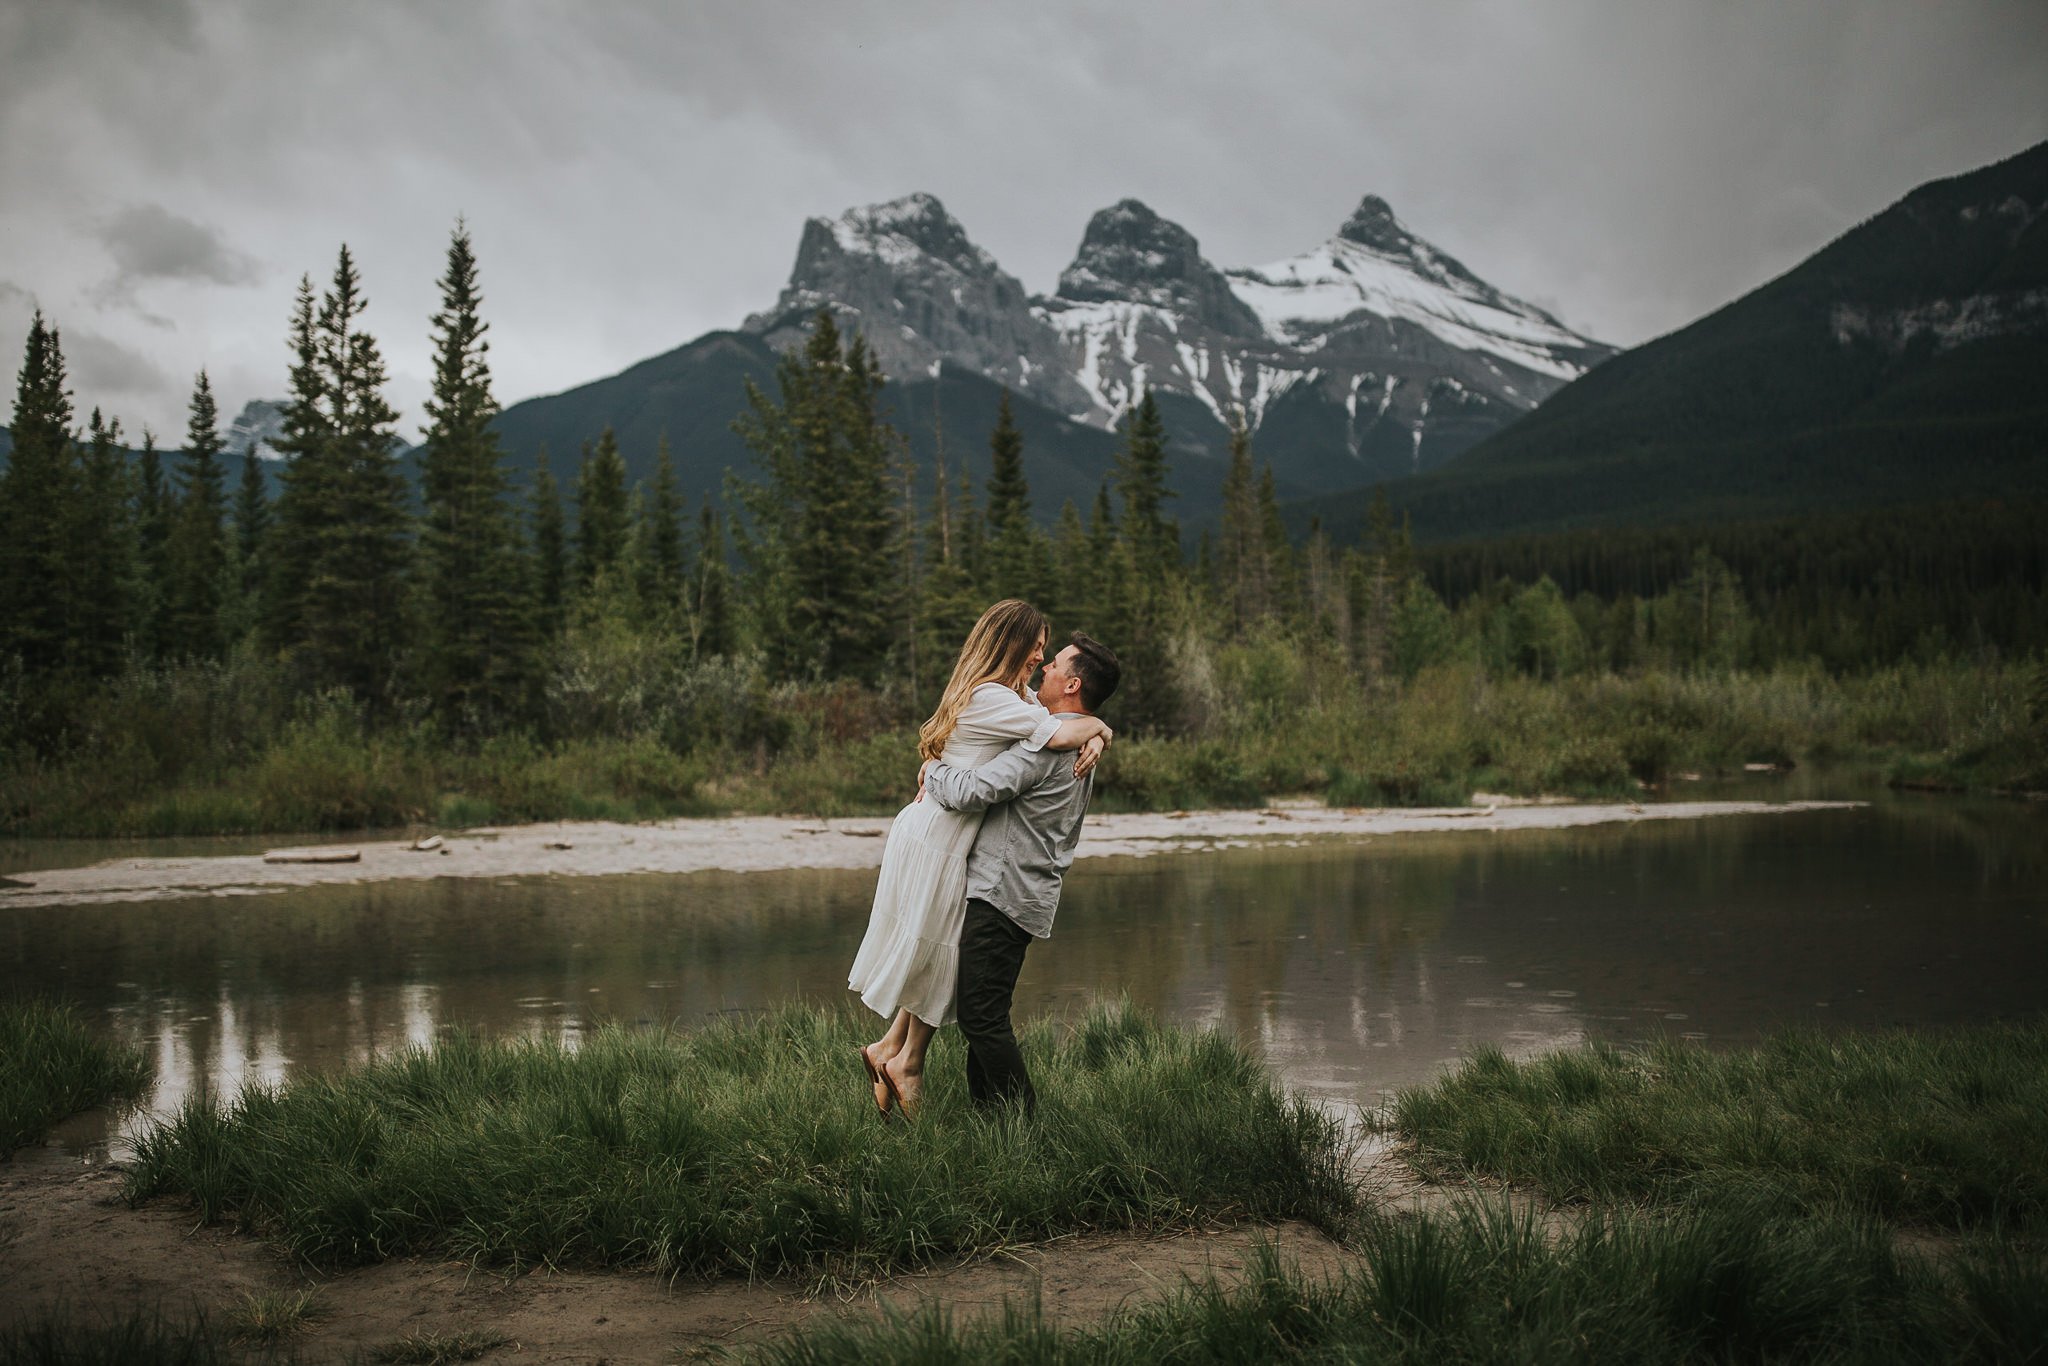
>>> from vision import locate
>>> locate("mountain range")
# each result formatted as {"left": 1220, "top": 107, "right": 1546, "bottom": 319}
{"left": 482, "top": 189, "right": 1614, "bottom": 529}
{"left": 10, "top": 141, "right": 2044, "bottom": 547}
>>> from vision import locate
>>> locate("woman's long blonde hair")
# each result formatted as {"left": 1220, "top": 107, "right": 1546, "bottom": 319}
{"left": 918, "top": 599, "right": 1049, "bottom": 761}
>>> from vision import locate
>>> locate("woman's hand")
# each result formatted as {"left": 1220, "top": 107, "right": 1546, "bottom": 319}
{"left": 1073, "top": 732, "right": 1108, "bottom": 779}
{"left": 915, "top": 758, "right": 932, "bottom": 802}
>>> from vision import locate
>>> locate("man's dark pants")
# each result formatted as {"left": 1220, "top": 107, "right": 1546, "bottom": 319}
{"left": 956, "top": 897, "right": 1035, "bottom": 1111}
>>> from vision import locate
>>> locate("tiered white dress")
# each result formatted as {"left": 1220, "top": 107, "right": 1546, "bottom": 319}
{"left": 846, "top": 682, "right": 1063, "bottom": 1026}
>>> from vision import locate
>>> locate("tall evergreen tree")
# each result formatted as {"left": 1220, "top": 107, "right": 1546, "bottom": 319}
{"left": 631, "top": 434, "right": 686, "bottom": 622}
{"left": 731, "top": 310, "right": 903, "bottom": 683}
{"left": 984, "top": 390, "right": 1030, "bottom": 539}
{"left": 529, "top": 447, "right": 567, "bottom": 642}
{"left": 1045, "top": 498, "right": 1091, "bottom": 629}
{"left": 689, "top": 500, "right": 733, "bottom": 659}
{"left": 293, "top": 247, "right": 412, "bottom": 711}
{"left": 0, "top": 312, "right": 78, "bottom": 677}
{"left": 1217, "top": 411, "right": 1270, "bottom": 629}
{"left": 229, "top": 443, "right": 269, "bottom": 644}
{"left": 573, "top": 427, "right": 630, "bottom": 595}
{"left": 166, "top": 370, "right": 229, "bottom": 659}
{"left": 1104, "top": 390, "right": 1180, "bottom": 731}
{"left": 1113, "top": 389, "right": 1174, "bottom": 572}
{"left": 917, "top": 447, "right": 983, "bottom": 698}
{"left": 74, "top": 408, "right": 137, "bottom": 678}
{"left": 1255, "top": 463, "right": 1297, "bottom": 621}
{"left": 416, "top": 222, "right": 534, "bottom": 734}
{"left": 981, "top": 390, "right": 1048, "bottom": 606}
{"left": 135, "top": 430, "right": 170, "bottom": 660}
{"left": 261, "top": 275, "right": 332, "bottom": 654}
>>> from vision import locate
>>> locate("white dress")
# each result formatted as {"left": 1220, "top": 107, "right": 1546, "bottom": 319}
{"left": 847, "top": 682, "right": 1063, "bottom": 1026}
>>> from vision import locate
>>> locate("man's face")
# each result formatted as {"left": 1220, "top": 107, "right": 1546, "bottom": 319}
{"left": 1039, "top": 644, "right": 1083, "bottom": 704}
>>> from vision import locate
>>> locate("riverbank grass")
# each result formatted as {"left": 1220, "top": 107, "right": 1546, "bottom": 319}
{"left": 751, "top": 1204, "right": 2044, "bottom": 1366}
{"left": 0, "top": 998, "right": 153, "bottom": 1156}
{"left": 1391, "top": 1023, "right": 2048, "bottom": 1231}
{"left": 125, "top": 1003, "right": 1354, "bottom": 1277}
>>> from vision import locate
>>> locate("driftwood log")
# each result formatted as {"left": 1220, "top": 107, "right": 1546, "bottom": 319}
{"left": 262, "top": 848, "right": 362, "bottom": 864}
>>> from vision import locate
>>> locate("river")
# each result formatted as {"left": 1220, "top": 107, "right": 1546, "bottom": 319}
{"left": 4, "top": 782, "right": 2043, "bottom": 1154}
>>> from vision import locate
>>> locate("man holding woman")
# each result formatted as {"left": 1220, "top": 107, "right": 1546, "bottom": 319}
{"left": 846, "top": 599, "right": 1122, "bottom": 1117}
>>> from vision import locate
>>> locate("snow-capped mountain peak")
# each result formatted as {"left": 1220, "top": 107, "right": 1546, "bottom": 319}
{"left": 1225, "top": 195, "right": 1598, "bottom": 381}
{"left": 821, "top": 192, "right": 1002, "bottom": 278}
{"left": 743, "top": 188, "right": 1614, "bottom": 484}
{"left": 1052, "top": 199, "right": 1262, "bottom": 338}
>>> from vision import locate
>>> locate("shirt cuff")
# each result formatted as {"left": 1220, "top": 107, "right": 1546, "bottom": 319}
{"left": 1021, "top": 711, "right": 1062, "bottom": 752}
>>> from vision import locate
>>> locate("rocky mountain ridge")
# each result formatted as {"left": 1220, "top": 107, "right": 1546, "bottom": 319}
{"left": 744, "top": 189, "right": 1616, "bottom": 480}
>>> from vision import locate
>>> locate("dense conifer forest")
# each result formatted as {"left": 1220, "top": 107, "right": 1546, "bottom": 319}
{"left": 2, "top": 229, "right": 2043, "bottom": 837}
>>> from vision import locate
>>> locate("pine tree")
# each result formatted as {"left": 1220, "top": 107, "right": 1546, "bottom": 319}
{"left": 74, "top": 408, "right": 137, "bottom": 678}
{"left": 688, "top": 501, "right": 733, "bottom": 659}
{"left": 731, "top": 310, "right": 904, "bottom": 683}
{"left": 632, "top": 434, "right": 686, "bottom": 623}
{"left": 1354, "top": 486, "right": 1409, "bottom": 684}
{"left": 1103, "top": 391, "right": 1182, "bottom": 732}
{"left": 166, "top": 370, "right": 229, "bottom": 659}
{"left": 1036, "top": 499, "right": 1083, "bottom": 625}
{"left": 529, "top": 447, "right": 567, "bottom": 642}
{"left": 416, "top": 222, "right": 535, "bottom": 734}
{"left": 135, "top": 430, "right": 170, "bottom": 660}
{"left": 917, "top": 447, "right": 983, "bottom": 699}
{"left": 261, "top": 276, "right": 331, "bottom": 655}
{"left": 981, "top": 390, "right": 1049, "bottom": 606}
{"left": 984, "top": 390, "right": 1030, "bottom": 538}
{"left": 573, "top": 427, "right": 630, "bottom": 596}
{"left": 296, "top": 246, "right": 412, "bottom": 711}
{"left": 228, "top": 444, "right": 269, "bottom": 644}
{"left": 1255, "top": 464, "right": 1297, "bottom": 622}
{"left": 1217, "top": 411, "right": 1269, "bottom": 629}
{"left": 0, "top": 311, "right": 79, "bottom": 677}
{"left": 1113, "top": 389, "right": 1174, "bottom": 573}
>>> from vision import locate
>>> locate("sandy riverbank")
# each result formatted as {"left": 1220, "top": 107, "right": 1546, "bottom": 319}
{"left": 0, "top": 799, "right": 1862, "bottom": 909}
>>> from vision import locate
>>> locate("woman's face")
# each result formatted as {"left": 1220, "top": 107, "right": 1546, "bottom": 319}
{"left": 1019, "top": 630, "right": 1047, "bottom": 684}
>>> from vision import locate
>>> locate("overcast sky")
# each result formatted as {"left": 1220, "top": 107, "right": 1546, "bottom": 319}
{"left": 2, "top": 0, "right": 2043, "bottom": 443}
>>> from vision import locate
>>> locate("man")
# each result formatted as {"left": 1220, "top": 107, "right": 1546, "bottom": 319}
{"left": 920, "top": 631, "right": 1122, "bottom": 1111}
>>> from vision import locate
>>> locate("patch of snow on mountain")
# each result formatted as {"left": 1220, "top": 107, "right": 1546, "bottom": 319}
{"left": 1228, "top": 236, "right": 1589, "bottom": 380}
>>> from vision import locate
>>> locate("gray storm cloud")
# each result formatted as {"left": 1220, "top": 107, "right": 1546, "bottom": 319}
{"left": 0, "top": 0, "right": 2043, "bottom": 438}
{"left": 97, "top": 205, "right": 259, "bottom": 290}
{"left": 63, "top": 327, "right": 171, "bottom": 398}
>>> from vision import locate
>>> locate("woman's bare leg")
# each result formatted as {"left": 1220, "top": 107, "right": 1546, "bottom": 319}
{"left": 884, "top": 1016, "right": 937, "bottom": 1117}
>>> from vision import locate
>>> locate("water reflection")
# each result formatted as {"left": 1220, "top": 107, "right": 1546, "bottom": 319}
{"left": 6, "top": 801, "right": 2045, "bottom": 1155}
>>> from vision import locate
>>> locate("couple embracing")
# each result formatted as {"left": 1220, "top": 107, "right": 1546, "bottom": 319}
{"left": 847, "top": 599, "right": 1122, "bottom": 1119}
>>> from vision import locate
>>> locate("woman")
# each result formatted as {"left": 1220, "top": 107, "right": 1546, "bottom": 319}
{"left": 847, "top": 599, "right": 1112, "bottom": 1117}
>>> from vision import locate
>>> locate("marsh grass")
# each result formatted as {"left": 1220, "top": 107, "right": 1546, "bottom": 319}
{"left": 1391, "top": 1023, "right": 2048, "bottom": 1231}
{"left": 224, "top": 1290, "right": 322, "bottom": 1345}
{"left": 125, "top": 1003, "right": 1355, "bottom": 1278}
{"left": 0, "top": 1307, "right": 262, "bottom": 1366}
{"left": 743, "top": 1201, "right": 2045, "bottom": 1365}
{"left": 0, "top": 997, "right": 153, "bottom": 1156}
{"left": 369, "top": 1330, "right": 510, "bottom": 1364}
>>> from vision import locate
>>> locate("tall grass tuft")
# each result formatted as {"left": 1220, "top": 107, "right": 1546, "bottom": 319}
{"left": 125, "top": 1002, "right": 1355, "bottom": 1277}
{"left": 0, "top": 1307, "right": 256, "bottom": 1366}
{"left": 748, "top": 1199, "right": 2042, "bottom": 1365}
{"left": 0, "top": 997, "right": 153, "bottom": 1156}
{"left": 1392, "top": 1023, "right": 2048, "bottom": 1231}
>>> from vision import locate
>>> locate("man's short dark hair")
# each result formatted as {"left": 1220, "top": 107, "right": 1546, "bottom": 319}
{"left": 1067, "top": 631, "right": 1121, "bottom": 712}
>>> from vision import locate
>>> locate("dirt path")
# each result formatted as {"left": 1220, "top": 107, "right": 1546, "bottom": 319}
{"left": 0, "top": 799, "right": 1862, "bottom": 908}
{"left": 0, "top": 1144, "right": 1396, "bottom": 1362}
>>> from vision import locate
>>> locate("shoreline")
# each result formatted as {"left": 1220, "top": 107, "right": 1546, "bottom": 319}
{"left": 0, "top": 798, "right": 1864, "bottom": 909}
